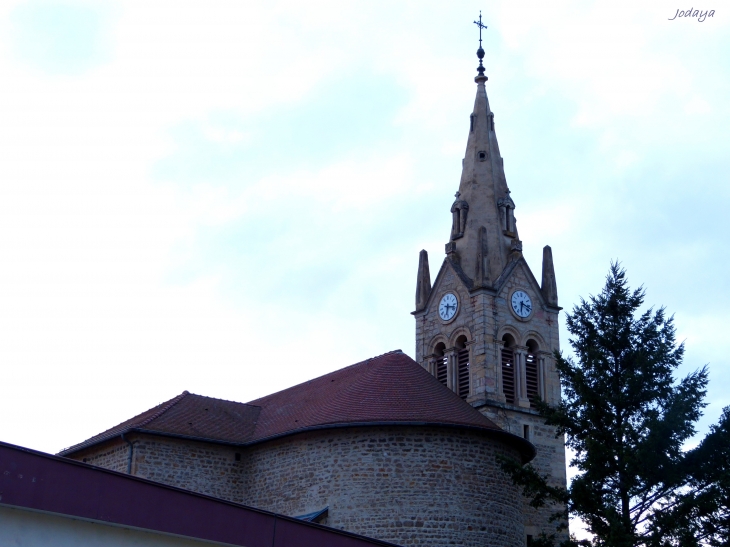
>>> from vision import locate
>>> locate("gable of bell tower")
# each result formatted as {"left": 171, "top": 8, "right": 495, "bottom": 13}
{"left": 411, "top": 31, "right": 568, "bottom": 541}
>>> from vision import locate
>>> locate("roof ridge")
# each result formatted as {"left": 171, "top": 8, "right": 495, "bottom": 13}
{"left": 183, "top": 391, "right": 262, "bottom": 409}
{"left": 368, "top": 349, "right": 403, "bottom": 359}
{"left": 246, "top": 350, "right": 404, "bottom": 405}
{"left": 135, "top": 390, "right": 190, "bottom": 429}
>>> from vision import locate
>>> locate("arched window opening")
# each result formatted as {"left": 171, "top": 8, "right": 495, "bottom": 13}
{"left": 434, "top": 342, "right": 447, "bottom": 388}
{"left": 501, "top": 334, "right": 516, "bottom": 404}
{"left": 526, "top": 339, "right": 540, "bottom": 407}
{"left": 450, "top": 192, "right": 469, "bottom": 241}
{"left": 455, "top": 335, "right": 470, "bottom": 400}
{"left": 497, "top": 191, "right": 516, "bottom": 235}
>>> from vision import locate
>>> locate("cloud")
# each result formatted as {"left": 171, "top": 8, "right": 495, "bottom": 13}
{"left": 10, "top": 1, "right": 115, "bottom": 74}
{"left": 0, "top": 1, "right": 726, "bottom": 477}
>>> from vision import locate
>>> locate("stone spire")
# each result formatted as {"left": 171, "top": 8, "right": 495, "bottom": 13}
{"left": 415, "top": 250, "right": 432, "bottom": 311}
{"left": 446, "top": 31, "right": 517, "bottom": 287}
{"left": 541, "top": 245, "right": 558, "bottom": 306}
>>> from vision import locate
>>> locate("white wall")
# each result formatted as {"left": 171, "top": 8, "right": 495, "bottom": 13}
{"left": 0, "top": 505, "right": 227, "bottom": 547}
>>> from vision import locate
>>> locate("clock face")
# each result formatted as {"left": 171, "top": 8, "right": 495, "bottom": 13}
{"left": 438, "top": 293, "right": 458, "bottom": 321}
{"left": 511, "top": 290, "right": 532, "bottom": 318}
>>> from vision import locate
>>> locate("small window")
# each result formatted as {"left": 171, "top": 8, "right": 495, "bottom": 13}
{"left": 477, "top": 150, "right": 487, "bottom": 161}
{"left": 234, "top": 452, "right": 241, "bottom": 461}
{"left": 523, "top": 425, "right": 530, "bottom": 440}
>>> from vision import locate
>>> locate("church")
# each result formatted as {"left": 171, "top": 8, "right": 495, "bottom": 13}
{"left": 57, "top": 35, "right": 568, "bottom": 547}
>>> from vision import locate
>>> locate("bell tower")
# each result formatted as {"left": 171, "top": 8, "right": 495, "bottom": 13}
{"left": 412, "top": 15, "right": 567, "bottom": 540}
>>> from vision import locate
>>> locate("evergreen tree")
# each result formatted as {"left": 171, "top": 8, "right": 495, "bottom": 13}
{"left": 648, "top": 407, "right": 730, "bottom": 546}
{"left": 502, "top": 264, "right": 721, "bottom": 547}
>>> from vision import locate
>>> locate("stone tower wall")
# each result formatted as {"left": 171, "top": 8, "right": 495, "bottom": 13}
{"left": 481, "top": 406, "right": 567, "bottom": 539}
{"left": 415, "top": 258, "right": 567, "bottom": 540}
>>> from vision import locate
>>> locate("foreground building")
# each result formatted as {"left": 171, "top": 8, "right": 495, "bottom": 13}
{"left": 59, "top": 40, "right": 567, "bottom": 547}
{"left": 0, "top": 440, "right": 398, "bottom": 547}
{"left": 61, "top": 352, "right": 534, "bottom": 547}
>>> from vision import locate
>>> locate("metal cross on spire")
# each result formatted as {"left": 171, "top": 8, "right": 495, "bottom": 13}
{"left": 473, "top": 11, "right": 488, "bottom": 80}
{"left": 474, "top": 11, "right": 487, "bottom": 47}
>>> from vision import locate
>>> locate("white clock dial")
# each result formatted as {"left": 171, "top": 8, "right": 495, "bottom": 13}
{"left": 438, "top": 293, "right": 458, "bottom": 321}
{"left": 511, "top": 290, "right": 532, "bottom": 318}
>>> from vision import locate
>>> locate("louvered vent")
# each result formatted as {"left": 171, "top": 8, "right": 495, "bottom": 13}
{"left": 501, "top": 347, "right": 515, "bottom": 404}
{"left": 526, "top": 352, "right": 539, "bottom": 407}
{"left": 435, "top": 356, "right": 448, "bottom": 387}
{"left": 457, "top": 348, "right": 470, "bottom": 399}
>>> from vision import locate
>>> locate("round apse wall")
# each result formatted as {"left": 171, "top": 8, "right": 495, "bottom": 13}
{"left": 243, "top": 425, "right": 525, "bottom": 547}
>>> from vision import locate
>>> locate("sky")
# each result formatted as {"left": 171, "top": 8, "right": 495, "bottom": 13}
{"left": 0, "top": 0, "right": 728, "bottom": 489}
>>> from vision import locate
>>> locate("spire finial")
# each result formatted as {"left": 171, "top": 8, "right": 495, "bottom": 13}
{"left": 473, "top": 11, "right": 488, "bottom": 82}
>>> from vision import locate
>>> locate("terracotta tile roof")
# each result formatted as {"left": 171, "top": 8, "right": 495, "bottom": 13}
{"left": 60, "top": 393, "right": 260, "bottom": 455}
{"left": 60, "top": 351, "right": 503, "bottom": 456}
{"left": 246, "top": 350, "right": 501, "bottom": 441}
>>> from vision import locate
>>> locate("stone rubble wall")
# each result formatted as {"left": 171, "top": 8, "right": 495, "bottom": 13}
{"left": 69, "top": 426, "right": 526, "bottom": 547}
{"left": 245, "top": 426, "right": 524, "bottom": 547}
{"left": 131, "top": 436, "right": 247, "bottom": 504}
{"left": 74, "top": 439, "right": 129, "bottom": 473}
{"left": 69, "top": 434, "right": 246, "bottom": 505}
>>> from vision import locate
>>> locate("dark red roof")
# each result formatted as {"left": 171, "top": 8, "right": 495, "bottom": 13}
{"left": 60, "top": 391, "right": 261, "bottom": 455}
{"left": 2, "top": 440, "right": 398, "bottom": 547}
{"left": 61, "top": 351, "right": 529, "bottom": 459}
{"left": 247, "top": 350, "right": 501, "bottom": 440}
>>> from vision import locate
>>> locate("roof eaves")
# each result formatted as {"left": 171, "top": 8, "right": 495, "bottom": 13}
{"left": 131, "top": 428, "right": 252, "bottom": 448}
{"left": 60, "top": 419, "right": 534, "bottom": 463}
{"left": 61, "top": 427, "right": 253, "bottom": 457}
{"left": 243, "top": 420, "right": 535, "bottom": 462}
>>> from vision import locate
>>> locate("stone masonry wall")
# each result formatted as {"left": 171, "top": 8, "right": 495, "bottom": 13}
{"left": 73, "top": 438, "right": 129, "bottom": 473}
{"left": 243, "top": 426, "right": 525, "bottom": 547}
{"left": 69, "top": 427, "right": 528, "bottom": 547}
{"left": 482, "top": 406, "right": 568, "bottom": 541}
{"left": 132, "top": 435, "right": 247, "bottom": 504}
{"left": 70, "top": 434, "right": 247, "bottom": 505}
